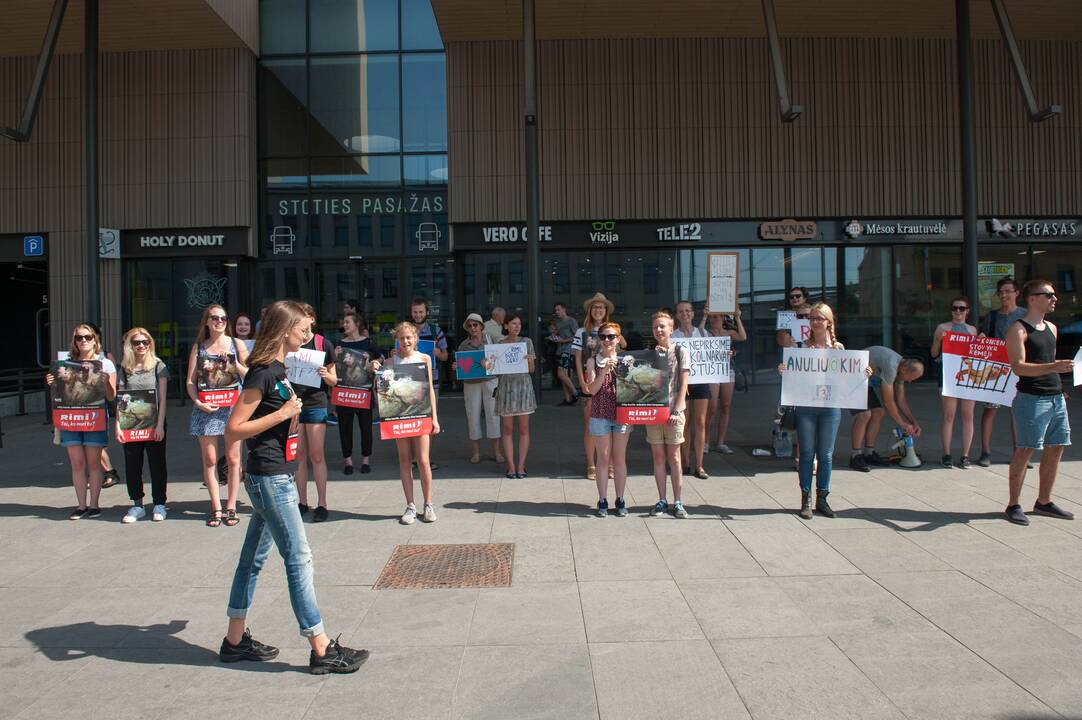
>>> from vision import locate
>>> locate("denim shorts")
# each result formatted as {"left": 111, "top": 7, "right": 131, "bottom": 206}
{"left": 588, "top": 416, "right": 633, "bottom": 436}
{"left": 1012, "top": 392, "right": 1071, "bottom": 450}
{"left": 299, "top": 406, "right": 328, "bottom": 424}
{"left": 60, "top": 430, "right": 109, "bottom": 448}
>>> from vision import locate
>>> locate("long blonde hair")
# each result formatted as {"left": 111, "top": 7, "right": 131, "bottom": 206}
{"left": 121, "top": 327, "right": 161, "bottom": 374}
{"left": 69, "top": 324, "right": 101, "bottom": 360}
{"left": 248, "top": 300, "right": 308, "bottom": 367}
{"left": 809, "top": 302, "right": 841, "bottom": 348}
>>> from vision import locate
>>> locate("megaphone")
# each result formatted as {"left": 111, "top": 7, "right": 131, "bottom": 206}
{"left": 890, "top": 428, "right": 922, "bottom": 468}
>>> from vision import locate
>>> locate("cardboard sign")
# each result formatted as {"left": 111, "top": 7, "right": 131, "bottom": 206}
{"left": 331, "top": 345, "right": 375, "bottom": 408}
{"left": 117, "top": 388, "right": 158, "bottom": 442}
{"left": 941, "top": 333, "right": 1018, "bottom": 405}
{"left": 780, "top": 348, "right": 870, "bottom": 410}
{"left": 672, "top": 336, "right": 731, "bottom": 384}
{"left": 196, "top": 352, "right": 240, "bottom": 406}
{"left": 614, "top": 350, "right": 671, "bottom": 424}
{"left": 285, "top": 348, "right": 326, "bottom": 388}
{"left": 51, "top": 359, "right": 109, "bottom": 431}
{"left": 455, "top": 349, "right": 489, "bottom": 380}
{"left": 484, "top": 342, "right": 529, "bottom": 375}
{"left": 376, "top": 363, "right": 433, "bottom": 440}
{"left": 706, "top": 252, "right": 739, "bottom": 315}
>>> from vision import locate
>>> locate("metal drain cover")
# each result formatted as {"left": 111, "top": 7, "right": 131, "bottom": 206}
{"left": 373, "top": 543, "right": 515, "bottom": 589}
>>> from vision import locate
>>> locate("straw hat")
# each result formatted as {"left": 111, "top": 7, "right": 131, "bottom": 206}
{"left": 462, "top": 312, "right": 485, "bottom": 330}
{"left": 582, "top": 292, "right": 615, "bottom": 314}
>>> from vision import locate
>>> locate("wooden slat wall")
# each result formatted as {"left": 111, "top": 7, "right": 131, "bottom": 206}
{"left": 0, "top": 47, "right": 257, "bottom": 353}
{"left": 447, "top": 37, "right": 1082, "bottom": 223}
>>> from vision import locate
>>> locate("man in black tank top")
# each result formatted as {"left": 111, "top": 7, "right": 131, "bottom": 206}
{"left": 1003, "top": 280, "right": 1076, "bottom": 525}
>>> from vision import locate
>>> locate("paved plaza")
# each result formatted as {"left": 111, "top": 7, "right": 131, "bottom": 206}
{"left": 2, "top": 383, "right": 1081, "bottom": 720}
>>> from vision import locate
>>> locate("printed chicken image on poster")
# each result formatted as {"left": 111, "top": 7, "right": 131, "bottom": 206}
{"left": 376, "top": 363, "right": 433, "bottom": 439}
{"left": 331, "top": 346, "right": 373, "bottom": 409}
{"left": 196, "top": 353, "right": 240, "bottom": 406}
{"left": 941, "top": 333, "right": 1018, "bottom": 405}
{"left": 117, "top": 389, "right": 158, "bottom": 442}
{"left": 614, "top": 350, "right": 671, "bottom": 425}
{"left": 51, "top": 360, "right": 108, "bottom": 431}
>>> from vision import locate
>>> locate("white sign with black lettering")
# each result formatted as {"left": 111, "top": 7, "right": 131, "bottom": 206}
{"left": 706, "top": 253, "right": 738, "bottom": 314}
{"left": 672, "top": 336, "right": 731, "bottom": 384}
{"left": 285, "top": 348, "right": 326, "bottom": 388}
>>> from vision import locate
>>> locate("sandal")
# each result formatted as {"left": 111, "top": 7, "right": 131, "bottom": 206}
{"left": 206, "top": 510, "right": 223, "bottom": 527}
{"left": 224, "top": 508, "right": 240, "bottom": 526}
{"left": 694, "top": 467, "right": 710, "bottom": 480}
{"left": 586, "top": 466, "right": 597, "bottom": 481}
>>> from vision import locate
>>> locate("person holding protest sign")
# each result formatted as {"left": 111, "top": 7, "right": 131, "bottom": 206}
{"left": 371, "top": 322, "right": 441, "bottom": 524}
{"left": 82, "top": 322, "right": 122, "bottom": 490}
{"left": 335, "top": 312, "right": 381, "bottom": 475}
{"left": 117, "top": 328, "right": 169, "bottom": 523}
{"left": 494, "top": 313, "right": 537, "bottom": 478}
{"left": 410, "top": 296, "right": 449, "bottom": 374}
{"left": 775, "top": 287, "right": 810, "bottom": 349}
{"left": 673, "top": 301, "right": 711, "bottom": 479}
{"left": 46, "top": 324, "right": 117, "bottom": 519}
{"left": 574, "top": 293, "right": 620, "bottom": 481}
{"left": 848, "top": 348, "right": 924, "bottom": 471}
{"left": 1003, "top": 280, "right": 1075, "bottom": 526}
{"left": 703, "top": 308, "right": 745, "bottom": 454}
{"left": 233, "top": 313, "right": 256, "bottom": 352}
{"left": 221, "top": 299, "right": 369, "bottom": 674}
{"left": 646, "top": 310, "right": 691, "bottom": 518}
{"left": 776, "top": 304, "right": 868, "bottom": 519}
{"left": 292, "top": 304, "right": 337, "bottom": 522}
{"left": 931, "top": 297, "right": 978, "bottom": 469}
{"left": 458, "top": 313, "right": 503, "bottom": 464}
{"left": 583, "top": 321, "right": 634, "bottom": 517}
{"left": 187, "top": 305, "right": 249, "bottom": 527}
{"left": 977, "top": 278, "right": 1027, "bottom": 467}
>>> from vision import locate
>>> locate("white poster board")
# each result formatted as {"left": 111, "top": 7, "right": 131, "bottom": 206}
{"left": 780, "top": 348, "right": 870, "bottom": 409}
{"left": 484, "top": 342, "right": 529, "bottom": 375}
{"left": 776, "top": 311, "right": 795, "bottom": 331}
{"left": 672, "top": 336, "right": 732, "bottom": 384}
{"left": 706, "top": 253, "right": 739, "bottom": 315}
{"left": 940, "top": 334, "right": 1017, "bottom": 405}
{"left": 285, "top": 348, "right": 326, "bottom": 388}
{"left": 1074, "top": 348, "right": 1082, "bottom": 387}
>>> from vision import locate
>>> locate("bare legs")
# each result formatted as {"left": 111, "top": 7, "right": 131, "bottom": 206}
{"left": 501, "top": 415, "right": 530, "bottom": 475}
{"left": 582, "top": 399, "right": 595, "bottom": 476}
{"left": 295, "top": 423, "right": 328, "bottom": 508}
{"left": 396, "top": 435, "right": 433, "bottom": 506}
{"left": 1009, "top": 444, "right": 1065, "bottom": 507}
{"left": 556, "top": 366, "right": 577, "bottom": 403}
{"left": 651, "top": 443, "right": 683, "bottom": 502}
{"left": 593, "top": 432, "right": 630, "bottom": 500}
{"left": 68, "top": 445, "right": 103, "bottom": 509}
{"left": 680, "top": 398, "right": 709, "bottom": 471}
{"left": 940, "top": 397, "right": 975, "bottom": 458}
{"left": 711, "top": 382, "right": 735, "bottom": 447}
{"left": 198, "top": 436, "right": 241, "bottom": 514}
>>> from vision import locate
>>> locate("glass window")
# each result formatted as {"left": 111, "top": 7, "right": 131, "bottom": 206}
{"left": 261, "top": 0, "right": 306, "bottom": 54}
{"left": 311, "top": 156, "right": 402, "bottom": 188}
{"left": 789, "top": 247, "right": 824, "bottom": 302}
{"left": 1032, "top": 245, "right": 1082, "bottom": 357}
{"left": 402, "top": 54, "right": 447, "bottom": 152}
{"left": 309, "top": 0, "right": 399, "bottom": 52}
{"left": 977, "top": 244, "right": 1028, "bottom": 317}
{"left": 309, "top": 56, "right": 400, "bottom": 156}
{"left": 838, "top": 246, "right": 891, "bottom": 351}
{"left": 402, "top": 0, "right": 443, "bottom": 50}
{"left": 894, "top": 246, "right": 962, "bottom": 366}
{"left": 259, "top": 60, "right": 308, "bottom": 156}
{"left": 404, "top": 155, "right": 448, "bottom": 185}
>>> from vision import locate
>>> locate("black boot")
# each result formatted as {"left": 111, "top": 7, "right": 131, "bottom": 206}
{"left": 799, "top": 491, "right": 813, "bottom": 519}
{"left": 815, "top": 489, "right": 835, "bottom": 518}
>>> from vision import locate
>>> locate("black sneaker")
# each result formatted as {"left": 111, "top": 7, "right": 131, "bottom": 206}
{"left": 614, "top": 497, "right": 628, "bottom": 518}
{"left": 68, "top": 507, "right": 89, "bottom": 521}
{"left": 958, "top": 456, "right": 971, "bottom": 469}
{"left": 1033, "top": 501, "right": 1075, "bottom": 520}
{"left": 298, "top": 503, "right": 310, "bottom": 515}
{"left": 85, "top": 507, "right": 102, "bottom": 519}
{"left": 941, "top": 454, "right": 952, "bottom": 469}
{"left": 313, "top": 506, "right": 329, "bottom": 522}
{"left": 1005, "top": 504, "right": 1030, "bottom": 526}
{"left": 864, "top": 451, "right": 890, "bottom": 467}
{"left": 360, "top": 464, "right": 371, "bottom": 474}
{"left": 343, "top": 464, "right": 354, "bottom": 476}
{"left": 596, "top": 498, "right": 609, "bottom": 517}
{"left": 849, "top": 455, "right": 871, "bottom": 473}
{"left": 310, "top": 636, "right": 369, "bottom": 675}
{"left": 219, "top": 628, "right": 280, "bottom": 663}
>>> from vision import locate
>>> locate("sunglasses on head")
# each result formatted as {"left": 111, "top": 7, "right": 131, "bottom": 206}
{"left": 951, "top": 306, "right": 968, "bottom": 312}
{"left": 74, "top": 334, "right": 95, "bottom": 342}
{"left": 599, "top": 333, "right": 618, "bottom": 341}
{"left": 131, "top": 339, "right": 150, "bottom": 347}
{"left": 208, "top": 314, "right": 227, "bottom": 322}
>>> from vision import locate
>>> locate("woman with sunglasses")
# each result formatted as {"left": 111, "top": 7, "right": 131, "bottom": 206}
{"left": 187, "top": 304, "right": 249, "bottom": 527}
{"left": 335, "top": 311, "right": 381, "bottom": 475}
{"left": 573, "top": 293, "right": 619, "bottom": 481}
{"left": 583, "top": 322, "right": 633, "bottom": 517}
{"left": 458, "top": 313, "right": 503, "bottom": 465}
{"left": 776, "top": 287, "right": 810, "bottom": 350}
{"left": 931, "top": 296, "right": 978, "bottom": 468}
{"left": 117, "top": 328, "right": 169, "bottom": 523}
{"left": 46, "top": 325, "right": 117, "bottom": 519}
{"left": 220, "top": 300, "right": 369, "bottom": 674}
{"left": 495, "top": 312, "right": 537, "bottom": 478}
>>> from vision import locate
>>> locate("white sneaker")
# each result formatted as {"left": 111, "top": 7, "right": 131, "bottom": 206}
{"left": 151, "top": 505, "right": 167, "bottom": 522}
{"left": 122, "top": 505, "right": 146, "bottom": 524}
{"left": 422, "top": 504, "right": 438, "bottom": 523}
{"left": 716, "top": 444, "right": 734, "bottom": 455}
{"left": 400, "top": 505, "right": 417, "bottom": 525}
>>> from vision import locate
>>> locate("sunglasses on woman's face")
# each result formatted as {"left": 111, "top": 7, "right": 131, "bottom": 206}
{"left": 208, "top": 315, "right": 227, "bottom": 323}
{"left": 790, "top": 294, "right": 804, "bottom": 300}
{"left": 131, "top": 339, "right": 150, "bottom": 347}
{"left": 599, "top": 334, "right": 618, "bottom": 341}
{"left": 951, "top": 306, "right": 968, "bottom": 312}
{"left": 75, "top": 334, "right": 95, "bottom": 342}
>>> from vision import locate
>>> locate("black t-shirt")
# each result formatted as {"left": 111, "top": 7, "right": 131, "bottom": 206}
{"left": 244, "top": 361, "right": 296, "bottom": 476}
{"left": 295, "top": 336, "right": 336, "bottom": 409}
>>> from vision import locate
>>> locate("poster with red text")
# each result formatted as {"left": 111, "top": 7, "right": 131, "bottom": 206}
{"left": 614, "top": 350, "right": 671, "bottom": 425}
{"left": 117, "top": 389, "right": 158, "bottom": 442}
{"left": 331, "top": 346, "right": 374, "bottom": 409}
{"left": 196, "top": 353, "right": 240, "bottom": 407}
{"left": 51, "top": 360, "right": 108, "bottom": 431}
{"left": 941, "top": 333, "right": 1018, "bottom": 405}
{"left": 376, "top": 363, "right": 433, "bottom": 439}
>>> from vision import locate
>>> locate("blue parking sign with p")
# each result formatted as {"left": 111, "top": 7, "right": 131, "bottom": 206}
{"left": 23, "top": 235, "right": 44, "bottom": 257}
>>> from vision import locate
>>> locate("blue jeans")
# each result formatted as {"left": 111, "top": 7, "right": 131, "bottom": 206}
{"left": 795, "top": 406, "right": 841, "bottom": 494}
{"left": 227, "top": 473, "right": 324, "bottom": 637}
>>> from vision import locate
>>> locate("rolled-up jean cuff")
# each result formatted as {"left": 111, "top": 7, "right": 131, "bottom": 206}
{"left": 226, "top": 608, "right": 324, "bottom": 638}
{"left": 226, "top": 606, "right": 249, "bottom": 620}
{"left": 300, "top": 621, "right": 325, "bottom": 638}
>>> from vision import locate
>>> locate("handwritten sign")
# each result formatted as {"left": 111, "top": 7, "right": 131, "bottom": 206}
{"left": 672, "top": 336, "right": 731, "bottom": 384}
{"left": 285, "top": 348, "right": 326, "bottom": 388}
{"left": 780, "top": 348, "right": 870, "bottom": 409}
{"left": 1075, "top": 348, "right": 1081, "bottom": 387}
{"left": 706, "top": 252, "right": 739, "bottom": 315}
{"left": 455, "top": 349, "right": 490, "bottom": 380}
{"left": 941, "top": 333, "right": 1017, "bottom": 405}
{"left": 484, "top": 342, "right": 529, "bottom": 375}
{"left": 776, "top": 311, "right": 796, "bottom": 331}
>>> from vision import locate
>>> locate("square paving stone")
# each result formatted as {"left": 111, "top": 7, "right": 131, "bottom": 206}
{"left": 469, "top": 581, "right": 585, "bottom": 645}
{"left": 680, "top": 578, "right": 816, "bottom": 639}
{"left": 579, "top": 580, "right": 702, "bottom": 642}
